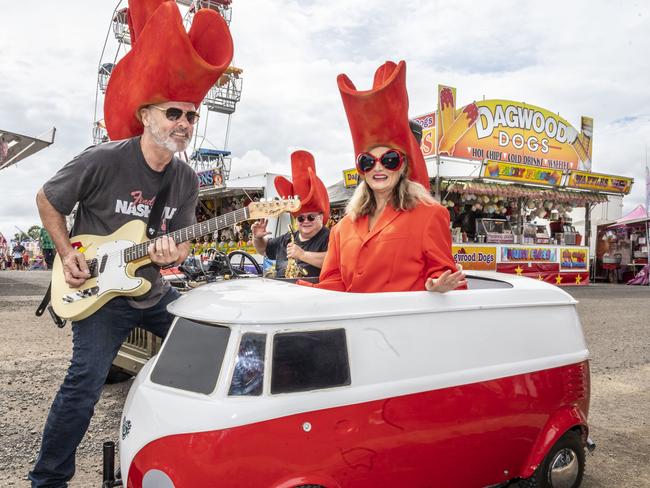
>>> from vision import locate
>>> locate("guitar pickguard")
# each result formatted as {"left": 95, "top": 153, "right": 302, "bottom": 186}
{"left": 94, "top": 240, "right": 143, "bottom": 295}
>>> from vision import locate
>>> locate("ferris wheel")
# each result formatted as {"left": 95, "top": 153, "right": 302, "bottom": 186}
{"left": 92, "top": 0, "right": 243, "bottom": 180}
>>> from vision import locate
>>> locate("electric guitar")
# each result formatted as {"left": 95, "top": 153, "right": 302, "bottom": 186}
{"left": 51, "top": 198, "right": 301, "bottom": 321}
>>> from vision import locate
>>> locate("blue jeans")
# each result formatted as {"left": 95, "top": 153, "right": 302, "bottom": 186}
{"left": 28, "top": 288, "right": 180, "bottom": 487}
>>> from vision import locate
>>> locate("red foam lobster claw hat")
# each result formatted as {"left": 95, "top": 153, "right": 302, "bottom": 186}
{"left": 337, "top": 60, "right": 429, "bottom": 188}
{"left": 104, "top": 0, "right": 233, "bottom": 140}
{"left": 274, "top": 150, "right": 330, "bottom": 222}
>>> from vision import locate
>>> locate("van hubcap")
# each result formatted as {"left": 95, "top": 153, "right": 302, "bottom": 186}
{"left": 549, "top": 448, "right": 579, "bottom": 487}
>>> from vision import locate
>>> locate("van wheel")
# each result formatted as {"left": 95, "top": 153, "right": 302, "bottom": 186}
{"left": 520, "top": 430, "right": 585, "bottom": 488}
{"left": 105, "top": 365, "right": 133, "bottom": 384}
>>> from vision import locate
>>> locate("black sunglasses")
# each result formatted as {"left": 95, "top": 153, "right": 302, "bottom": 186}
{"left": 151, "top": 105, "right": 200, "bottom": 125}
{"left": 296, "top": 213, "right": 320, "bottom": 223}
{"left": 356, "top": 149, "right": 404, "bottom": 174}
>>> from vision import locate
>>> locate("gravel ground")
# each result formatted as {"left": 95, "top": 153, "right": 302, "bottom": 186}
{"left": 0, "top": 270, "right": 648, "bottom": 487}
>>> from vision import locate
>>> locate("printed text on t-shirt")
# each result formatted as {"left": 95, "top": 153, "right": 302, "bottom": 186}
{"left": 115, "top": 191, "right": 177, "bottom": 219}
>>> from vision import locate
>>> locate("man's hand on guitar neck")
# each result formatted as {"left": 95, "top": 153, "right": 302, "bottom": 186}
{"left": 61, "top": 249, "right": 91, "bottom": 288}
{"left": 148, "top": 236, "right": 182, "bottom": 267}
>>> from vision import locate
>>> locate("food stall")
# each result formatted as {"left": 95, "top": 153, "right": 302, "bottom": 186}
{"left": 438, "top": 161, "right": 634, "bottom": 285}
{"left": 594, "top": 204, "right": 649, "bottom": 283}
{"left": 195, "top": 172, "right": 294, "bottom": 256}
{"left": 412, "top": 85, "right": 634, "bottom": 286}
{"left": 196, "top": 172, "right": 263, "bottom": 254}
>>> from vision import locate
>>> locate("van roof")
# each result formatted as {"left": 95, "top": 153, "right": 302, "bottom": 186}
{"left": 167, "top": 272, "right": 576, "bottom": 326}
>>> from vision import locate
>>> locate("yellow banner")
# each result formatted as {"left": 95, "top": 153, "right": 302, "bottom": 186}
{"left": 413, "top": 111, "right": 436, "bottom": 157}
{"left": 566, "top": 170, "right": 633, "bottom": 194}
{"left": 433, "top": 87, "right": 593, "bottom": 171}
{"left": 343, "top": 168, "right": 359, "bottom": 188}
{"left": 452, "top": 245, "right": 497, "bottom": 270}
{"left": 482, "top": 160, "right": 562, "bottom": 186}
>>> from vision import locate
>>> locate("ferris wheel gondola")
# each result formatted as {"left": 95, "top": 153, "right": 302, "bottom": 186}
{"left": 112, "top": 7, "right": 131, "bottom": 45}
{"left": 182, "top": 0, "right": 233, "bottom": 25}
{"left": 97, "top": 63, "right": 115, "bottom": 93}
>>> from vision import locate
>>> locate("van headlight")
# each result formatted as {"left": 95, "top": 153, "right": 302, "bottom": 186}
{"left": 142, "top": 469, "right": 175, "bottom": 488}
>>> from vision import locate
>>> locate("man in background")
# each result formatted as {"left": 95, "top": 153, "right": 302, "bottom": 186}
{"left": 252, "top": 150, "right": 330, "bottom": 278}
{"left": 12, "top": 241, "right": 26, "bottom": 271}
{"left": 39, "top": 227, "right": 56, "bottom": 270}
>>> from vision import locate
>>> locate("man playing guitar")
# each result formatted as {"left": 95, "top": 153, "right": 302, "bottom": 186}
{"left": 28, "top": 2, "right": 234, "bottom": 486}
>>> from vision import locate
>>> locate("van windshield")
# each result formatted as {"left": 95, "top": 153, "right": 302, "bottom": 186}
{"left": 150, "top": 318, "right": 231, "bottom": 395}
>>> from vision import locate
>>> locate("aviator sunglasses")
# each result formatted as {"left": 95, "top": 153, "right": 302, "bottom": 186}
{"left": 356, "top": 149, "right": 404, "bottom": 174}
{"left": 151, "top": 105, "right": 200, "bottom": 125}
{"left": 296, "top": 213, "right": 320, "bottom": 223}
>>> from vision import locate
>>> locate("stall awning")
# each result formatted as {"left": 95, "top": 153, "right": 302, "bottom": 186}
{"left": 608, "top": 204, "right": 649, "bottom": 227}
{"left": 327, "top": 180, "right": 356, "bottom": 206}
{"left": 0, "top": 128, "right": 56, "bottom": 171}
{"left": 191, "top": 148, "right": 231, "bottom": 159}
{"left": 443, "top": 180, "right": 608, "bottom": 204}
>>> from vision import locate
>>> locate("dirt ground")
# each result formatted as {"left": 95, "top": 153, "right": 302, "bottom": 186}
{"left": 0, "top": 270, "right": 648, "bottom": 487}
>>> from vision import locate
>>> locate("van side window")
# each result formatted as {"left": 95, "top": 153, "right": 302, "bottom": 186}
{"left": 228, "top": 333, "right": 266, "bottom": 396}
{"left": 271, "top": 329, "right": 350, "bottom": 394}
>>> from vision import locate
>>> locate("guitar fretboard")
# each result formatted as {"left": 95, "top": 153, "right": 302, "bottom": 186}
{"left": 123, "top": 207, "right": 250, "bottom": 263}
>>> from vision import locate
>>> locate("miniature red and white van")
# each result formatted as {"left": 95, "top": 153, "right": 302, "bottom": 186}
{"left": 111, "top": 271, "right": 593, "bottom": 488}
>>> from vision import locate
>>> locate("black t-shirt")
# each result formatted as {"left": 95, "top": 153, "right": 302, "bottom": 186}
{"left": 43, "top": 137, "right": 199, "bottom": 308}
{"left": 266, "top": 226, "right": 330, "bottom": 278}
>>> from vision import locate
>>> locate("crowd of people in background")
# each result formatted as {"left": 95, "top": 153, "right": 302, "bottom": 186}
{"left": 0, "top": 228, "right": 56, "bottom": 271}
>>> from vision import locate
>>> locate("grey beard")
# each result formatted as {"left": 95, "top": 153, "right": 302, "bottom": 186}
{"left": 150, "top": 123, "right": 190, "bottom": 153}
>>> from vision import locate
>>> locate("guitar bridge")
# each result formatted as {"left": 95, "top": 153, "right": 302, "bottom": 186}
{"left": 62, "top": 286, "right": 100, "bottom": 303}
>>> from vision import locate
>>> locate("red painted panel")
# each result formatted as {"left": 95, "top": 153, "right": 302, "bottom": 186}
{"left": 497, "top": 263, "right": 560, "bottom": 273}
{"left": 496, "top": 264, "right": 589, "bottom": 286}
{"left": 127, "top": 362, "right": 590, "bottom": 488}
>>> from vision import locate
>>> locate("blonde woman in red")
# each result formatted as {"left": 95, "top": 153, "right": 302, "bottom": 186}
{"left": 312, "top": 61, "right": 465, "bottom": 293}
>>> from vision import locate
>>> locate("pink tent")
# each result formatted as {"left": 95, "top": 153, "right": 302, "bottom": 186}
{"left": 609, "top": 204, "right": 649, "bottom": 227}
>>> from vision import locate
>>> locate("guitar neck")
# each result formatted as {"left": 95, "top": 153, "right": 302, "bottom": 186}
{"left": 123, "top": 207, "right": 250, "bottom": 263}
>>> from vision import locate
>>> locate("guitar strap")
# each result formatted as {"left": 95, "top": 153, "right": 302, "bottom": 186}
{"left": 35, "top": 160, "right": 177, "bottom": 327}
{"left": 146, "top": 161, "right": 176, "bottom": 239}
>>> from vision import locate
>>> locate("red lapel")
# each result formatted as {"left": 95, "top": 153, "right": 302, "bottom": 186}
{"left": 352, "top": 205, "right": 402, "bottom": 244}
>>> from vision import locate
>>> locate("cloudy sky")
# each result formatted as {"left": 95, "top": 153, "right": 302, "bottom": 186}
{"left": 1, "top": 0, "right": 649, "bottom": 242}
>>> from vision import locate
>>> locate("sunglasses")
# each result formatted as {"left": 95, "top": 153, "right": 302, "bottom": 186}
{"left": 296, "top": 213, "right": 320, "bottom": 223}
{"left": 356, "top": 149, "right": 404, "bottom": 174}
{"left": 151, "top": 105, "right": 200, "bottom": 125}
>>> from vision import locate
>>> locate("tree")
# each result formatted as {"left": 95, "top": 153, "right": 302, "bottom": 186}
{"left": 28, "top": 225, "right": 42, "bottom": 241}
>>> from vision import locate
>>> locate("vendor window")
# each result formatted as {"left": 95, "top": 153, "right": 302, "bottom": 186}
{"left": 228, "top": 333, "right": 266, "bottom": 396}
{"left": 271, "top": 329, "right": 350, "bottom": 394}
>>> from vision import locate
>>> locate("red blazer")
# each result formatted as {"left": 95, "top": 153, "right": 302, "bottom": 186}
{"left": 310, "top": 202, "right": 458, "bottom": 293}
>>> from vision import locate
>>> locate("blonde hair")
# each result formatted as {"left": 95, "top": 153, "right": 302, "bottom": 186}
{"left": 346, "top": 173, "right": 435, "bottom": 220}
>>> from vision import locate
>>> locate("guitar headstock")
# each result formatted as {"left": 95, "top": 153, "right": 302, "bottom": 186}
{"left": 248, "top": 198, "right": 302, "bottom": 219}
